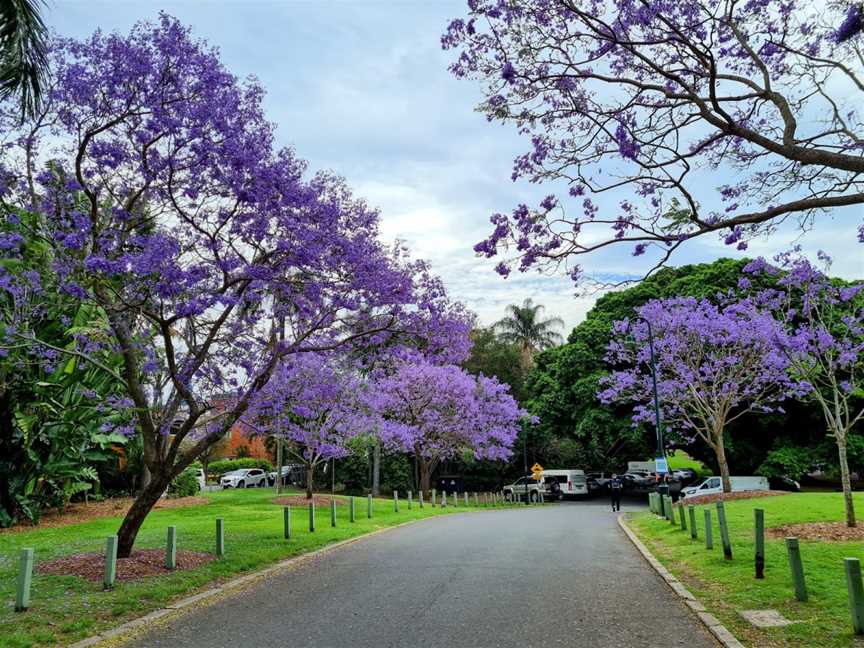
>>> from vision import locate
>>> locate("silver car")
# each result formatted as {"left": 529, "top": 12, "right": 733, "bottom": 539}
{"left": 220, "top": 468, "right": 267, "bottom": 488}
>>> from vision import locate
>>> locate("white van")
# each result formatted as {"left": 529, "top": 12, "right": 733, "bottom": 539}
{"left": 542, "top": 470, "right": 588, "bottom": 499}
{"left": 682, "top": 476, "right": 769, "bottom": 499}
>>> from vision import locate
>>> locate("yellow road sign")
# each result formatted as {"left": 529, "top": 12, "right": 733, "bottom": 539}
{"left": 531, "top": 463, "right": 544, "bottom": 474}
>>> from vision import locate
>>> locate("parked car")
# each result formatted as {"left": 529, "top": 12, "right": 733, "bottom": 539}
{"left": 586, "top": 472, "right": 611, "bottom": 493}
{"left": 681, "top": 475, "right": 769, "bottom": 499}
{"left": 769, "top": 475, "right": 801, "bottom": 492}
{"left": 503, "top": 476, "right": 544, "bottom": 502}
{"left": 220, "top": 468, "right": 268, "bottom": 489}
{"left": 268, "top": 464, "right": 305, "bottom": 487}
{"left": 541, "top": 470, "right": 588, "bottom": 499}
{"left": 670, "top": 468, "right": 699, "bottom": 486}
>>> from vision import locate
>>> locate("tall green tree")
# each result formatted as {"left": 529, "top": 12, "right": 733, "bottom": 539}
{"left": 462, "top": 327, "right": 527, "bottom": 402}
{"left": 0, "top": 0, "right": 48, "bottom": 120}
{"left": 494, "top": 298, "right": 563, "bottom": 368}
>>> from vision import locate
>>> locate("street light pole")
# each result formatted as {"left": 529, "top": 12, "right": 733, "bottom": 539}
{"left": 627, "top": 316, "right": 669, "bottom": 500}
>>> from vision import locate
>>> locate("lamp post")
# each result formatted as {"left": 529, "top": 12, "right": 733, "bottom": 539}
{"left": 626, "top": 316, "right": 669, "bottom": 499}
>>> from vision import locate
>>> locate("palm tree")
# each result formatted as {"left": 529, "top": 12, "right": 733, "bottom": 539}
{"left": 1, "top": 0, "right": 49, "bottom": 120}
{"left": 494, "top": 298, "right": 564, "bottom": 367}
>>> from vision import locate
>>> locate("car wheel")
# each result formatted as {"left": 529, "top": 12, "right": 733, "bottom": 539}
{"left": 529, "top": 491, "right": 538, "bottom": 503}
{"left": 238, "top": 481, "right": 245, "bottom": 488}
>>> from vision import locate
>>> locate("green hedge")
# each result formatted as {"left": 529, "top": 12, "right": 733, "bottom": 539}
{"left": 168, "top": 468, "right": 200, "bottom": 498}
{"left": 208, "top": 458, "right": 273, "bottom": 478}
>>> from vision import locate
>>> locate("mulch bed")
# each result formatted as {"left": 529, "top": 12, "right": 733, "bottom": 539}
{"left": 678, "top": 490, "right": 790, "bottom": 506}
{"left": 271, "top": 495, "right": 349, "bottom": 507}
{"left": 37, "top": 548, "right": 216, "bottom": 582}
{"left": 767, "top": 521, "right": 864, "bottom": 542}
{"left": 1, "top": 496, "right": 210, "bottom": 534}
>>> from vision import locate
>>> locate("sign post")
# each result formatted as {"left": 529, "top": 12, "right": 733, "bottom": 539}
{"left": 529, "top": 463, "right": 544, "bottom": 505}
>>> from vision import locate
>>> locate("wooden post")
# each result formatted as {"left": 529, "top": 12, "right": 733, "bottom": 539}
{"left": 464, "top": 492, "right": 469, "bottom": 507}
{"left": 309, "top": 501, "right": 315, "bottom": 532}
{"left": 688, "top": 506, "right": 697, "bottom": 540}
{"left": 754, "top": 508, "right": 765, "bottom": 579}
{"left": 408, "top": 491, "right": 413, "bottom": 510}
{"left": 15, "top": 548, "right": 34, "bottom": 612}
{"left": 846, "top": 557, "right": 864, "bottom": 634}
{"left": 419, "top": 491, "right": 424, "bottom": 509}
{"left": 665, "top": 496, "right": 674, "bottom": 522}
{"left": 786, "top": 538, "right": 807, "bottom": 602}
{"left": 441, "top": 491, "right": 447, "bottom": 507}
{"left": 330, "top": 499, "right": 337, "bottom": 527}
{"left": 679, "top": 504, "right": 687, "bottom": 531}
{"left": 704, "top": 509, "right": 713, "bottom": 550}
{"left": 284, "top": 505, "right": 292, "bottom": 538}
{"left": 473, "top": 492, "right": 478, "bottom": 507}
{"left": 350, "top": 497, "right": 356, "bottom": 523}
{"left": 104, "top": 535, "right": 118, "bottom": 589}
{"left": 165, "top": 526, "right": 177, "bottom": 570}
{"left": 432, "top": 488, "right": 437, "bottom": 507}
{"left": 716, "top": 501, "right": 732, "bottom": 560}
{"left": 394, "top": 490, "right": 399, "bottom": 513}
{"left": 367, "top": 494, "right": 373, "bottom": 518}
{"left": 670, "top": 500, "right": 678, "bottom": 526}
{"left": 215, "top": 518, "right": 225, "bottom": 557}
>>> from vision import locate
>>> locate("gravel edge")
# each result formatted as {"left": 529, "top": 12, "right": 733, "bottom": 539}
{"left": 618, "top": 513, "right": 746, "bottom": 648}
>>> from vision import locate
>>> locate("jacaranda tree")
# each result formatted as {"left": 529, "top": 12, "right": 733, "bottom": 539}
{"left": 746, "top": 252, "right": 864, "bottom": 527}
{"left": 371, "top": 361, "right": 525, "bottom": 496}
{"left": 247, "top": 353, "right": 372, "bottom": 499}
{"left": 443, "top": 1, "right": 864, "bottom": 283}
{"left": 599, "top": 297, "right": 792, "bottom": 492}
{"left": 0, "top": 16, "right": 470, "bottom": 556}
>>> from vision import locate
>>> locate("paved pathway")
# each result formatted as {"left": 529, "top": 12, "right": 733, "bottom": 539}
{"left": 126, "top": 499, "right": 717, "bottom": 648}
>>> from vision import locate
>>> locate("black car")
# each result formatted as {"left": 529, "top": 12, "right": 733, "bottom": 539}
{"left": 769, "top": 475, "right": 801, "bottom": 492}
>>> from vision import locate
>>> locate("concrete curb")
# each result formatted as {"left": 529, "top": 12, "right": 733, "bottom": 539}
{"left": 68, "top": 506, "right": 516, "bottom": 648}
{"left": 618, "top": 513, "right": 746, "bottom": 648}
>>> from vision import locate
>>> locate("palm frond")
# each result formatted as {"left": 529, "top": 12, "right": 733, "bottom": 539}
{"left": 0, "top": 0, "right": 49, "bottom": 120}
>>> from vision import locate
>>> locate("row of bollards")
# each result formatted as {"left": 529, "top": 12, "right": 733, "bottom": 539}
{"left": 13, "top": 489, "right": 528, "bottom": 612}
{"left": 652, "top": 496, "right": 864, "bottom": 635}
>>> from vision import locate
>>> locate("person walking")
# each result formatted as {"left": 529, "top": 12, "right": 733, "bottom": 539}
{"left": 610, "top": 474, "right": 623, "bottom": 512}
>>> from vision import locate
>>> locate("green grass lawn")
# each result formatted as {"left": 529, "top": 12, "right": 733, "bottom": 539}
{"left": 0, "top": 489, "right": 509, "bottom": 648}
{"left": 629, "top": 493, "right": 864, "bottom": 648}
{"left": 666, "top": 450, "right": 712, "bottom": 477}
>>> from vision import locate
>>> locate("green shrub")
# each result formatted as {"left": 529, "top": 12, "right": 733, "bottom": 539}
{"left": 208, "top": 458, "right": 272, "bottom": 479}
{"left": 167, "top": 468, "right": 200, "bottom": 498}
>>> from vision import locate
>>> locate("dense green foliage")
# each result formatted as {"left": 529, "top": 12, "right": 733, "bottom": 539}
{"left": 206, "top": 458, "right": 273, "bottom": 479}
{"left": 167, "top": 468, "right": 200, "bottom": 498}
{"left": 0, "top": 210, "right": 131, "bottom": 526}
{"left": 462, "top": 327, "right": 527, "bottom": 402}
{"left": 523, "top": 258, "right": 857, "bottom": 475}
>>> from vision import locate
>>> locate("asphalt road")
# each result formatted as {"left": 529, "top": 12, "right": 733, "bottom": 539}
{"left": 126, "top": 498, "right": 717, "bottom": 648}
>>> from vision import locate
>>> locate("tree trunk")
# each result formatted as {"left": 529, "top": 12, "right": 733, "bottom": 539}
{"left": 116, "top": 473, "right": 170, "bottom": 558}
{"left": 371, "top": 442, "right": 381, "bottom": 497}
{"left": 837, "top": 437, "right": 857, "bottom": 528}
{"left": 139, "top": 462, "right": 151, "bottom": 494}
{"left": 714, "top": 429, "right": 732, "bottom": 494}
{"left": 417, "top": 454, "right": 431, "bottom": 497}
{"left": 305, "top": 463, "right": 314, "bottom": 499}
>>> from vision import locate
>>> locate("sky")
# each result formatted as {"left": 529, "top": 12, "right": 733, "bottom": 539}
{"left": 48, "top": 1, "right": 864, "bottom": 333}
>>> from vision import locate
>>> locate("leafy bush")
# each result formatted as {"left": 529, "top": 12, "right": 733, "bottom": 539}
{"left": 757, "top": 445, "right": 818, "bottom": 479}
{"left": 167, "top": 468, "right": 200, "bottom": 498}
{"left": 208, "top": 458, "right": 272, "bottom": 479}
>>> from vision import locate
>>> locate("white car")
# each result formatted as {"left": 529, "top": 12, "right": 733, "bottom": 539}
{"left": 682, "top": 476, "right": 769, "bottom": 499}
{"left": 195, "top": 469, "right": 206, "bottom": 491}
{"left": 220, "top": 468, "right": 267, "bottom": 489}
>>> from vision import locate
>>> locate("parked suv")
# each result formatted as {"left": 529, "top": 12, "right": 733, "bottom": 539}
{"left": 503, "top": 476, "right": 543, "bottom": 503}
{"left": 220, "top": 468, "right": 267, "bottom": 489}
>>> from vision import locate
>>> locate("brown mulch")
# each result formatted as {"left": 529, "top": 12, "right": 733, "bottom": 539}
{"left": 767, "top": 521, "right": 864, "bottom": 542}
{"left": 678, "top": 490, "right": 790, "bottom": 506}
{"left": 0, "top": 496, "right": 210, "bottom": 534}
{"left": 271, "top": 495, "right": 349, "bottom": 507}
{"left": 37, "top": 548, "right": 216, "bottom": 582}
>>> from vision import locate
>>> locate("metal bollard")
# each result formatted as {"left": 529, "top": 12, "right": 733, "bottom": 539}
{"left": 846, "top": 557, "right": 864, "bottom": 634}
{"left": 350, "top": 497, "right": 356, "bottom": 523}
{"left": 165, "top": 526, "right": 177, "bottom": 570}
{"left": 704, "top": 509, "right": 713, "bottom": 550}
{"left": 367, "top": 494, "right": 373, "bottom": 518}
{"left": 331, "top": 499, "right": 337, "bottom": 527}
{"left": 716, "top": 501, "right": 732, "bottom": 560}
{"left": 215, "top": 518, "right": 225, "bottom": 557}
{"left": 284, "top": 505, "right": 292, "bottom": 538}
{"left": 688, "top": 506, "right": 697, "bottom": 540}
{"left": 104, "top": 536, "right": 118, "bottom": 590}
{"left": 15, "top": 548, "right": 34, "bottom": 612}
{"left": 786, "top": 538, "right": 807, "bottom": 601}
{"left": 394, "top": 490, "right": 399, "bottom": 513}
{"left": 309, "top": 501, "right": 315, "bottom": 532}
{"left": 754, "top": 509, "right": 765, "bottom": 579}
